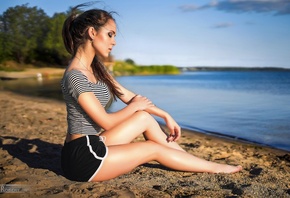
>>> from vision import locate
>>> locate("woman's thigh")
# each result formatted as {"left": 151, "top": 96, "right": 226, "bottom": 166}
{"left": 100, "top": 111, "right": 153, "bottom": 145}
{"left": 100, "top": 111, "right": 182, "bottom": 151}
{"left": 90, "top": 141, "right": 159, "bottom": 182}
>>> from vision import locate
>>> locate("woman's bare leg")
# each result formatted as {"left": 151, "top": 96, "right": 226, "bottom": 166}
{"left": 101, "top": 111, "right": 185, "bottom": 151}
{"left": 91, "top": 140, "right": 242, "bottom": 182}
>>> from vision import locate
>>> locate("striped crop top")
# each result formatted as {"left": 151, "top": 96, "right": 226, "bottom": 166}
{"left": 61, "top": 70, "right": 112, "bottom": 135}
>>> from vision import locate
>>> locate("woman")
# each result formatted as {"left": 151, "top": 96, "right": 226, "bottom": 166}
{"left": 60, "top": 4, "right": 242, "bottom": 182}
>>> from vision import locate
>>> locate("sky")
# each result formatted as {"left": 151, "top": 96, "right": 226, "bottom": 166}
{"left": 1, "top": 0, "right": 290, "bottom": 68}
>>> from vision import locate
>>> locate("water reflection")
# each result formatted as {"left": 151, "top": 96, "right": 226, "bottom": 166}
{"left": 0, "top": 77, "right": 63, "bottom": 100}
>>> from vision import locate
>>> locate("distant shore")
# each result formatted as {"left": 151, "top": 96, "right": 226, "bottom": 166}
{"left": 180, "top": 66, "right": 290, "bottom": 72}
{"left": 0, "top": 67, "right": 65, "bottom": 80}
{"left": 1, "top": 65, "right": 289, "bottom": 80}
{"left": 0, "top": 90, "right": 289, "bottom": 197}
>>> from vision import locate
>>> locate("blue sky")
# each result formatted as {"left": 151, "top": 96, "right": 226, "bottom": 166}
{"left": 1, "top": 0, "right": 290, "bottom": 68}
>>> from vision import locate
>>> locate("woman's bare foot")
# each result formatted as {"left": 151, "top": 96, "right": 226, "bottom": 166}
{"left": 214, "top": 165, "right": 243, "bottom": 174}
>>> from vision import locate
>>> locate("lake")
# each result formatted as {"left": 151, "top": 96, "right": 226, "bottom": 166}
{"left": 1, "top": 71, "right": 290, "bottom": 151}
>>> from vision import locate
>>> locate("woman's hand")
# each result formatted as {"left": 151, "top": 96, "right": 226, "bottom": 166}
{"left": 129, "top": 95, "right": 155, "bottom": 111}
{"left": 127, "top": 94, "right": 181, "bottom": 142}
{"left": 165, "top": 115, "right": 181, "bottom": 142}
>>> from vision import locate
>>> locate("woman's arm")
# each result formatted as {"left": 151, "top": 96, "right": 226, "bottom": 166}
{"left": 112, "top": 78, "right": 136, "bottom": 104}
{"left": 142, "top": 104, "right": 181, "bottom": 142}
{"left": 78, "top": 91, "right": 154, "bottom": 131}
{"left": 114, "top": 79, "right": 181, "bottom": 141}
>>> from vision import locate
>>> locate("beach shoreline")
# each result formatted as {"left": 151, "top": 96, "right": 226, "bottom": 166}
{"left": 0, "top": 90, "right": 289, "bottom": 197}
{"left": 0, "top": 67, "right": 65, "bottom": 80}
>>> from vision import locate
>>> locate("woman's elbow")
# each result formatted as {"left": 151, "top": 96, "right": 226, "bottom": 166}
{"left": 99, "top": 118, "right": 117, "bottom": 131}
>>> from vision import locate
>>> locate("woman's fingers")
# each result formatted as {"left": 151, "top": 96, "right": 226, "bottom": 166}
{"left": 130, "top": 95, "right": 154, "bottom": 110}
{"left": 166, "top": 127, "right": 181, "bottom": 142}
{"left": 133, "top": 95, "right": 154, "bottom": 107}
{"left": 174, "top": 127, "right": 181, "bottom": 141}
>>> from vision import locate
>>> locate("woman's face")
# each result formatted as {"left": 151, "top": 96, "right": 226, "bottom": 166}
{"left": 93, "top": 19, "right": 117, "bottom": 58}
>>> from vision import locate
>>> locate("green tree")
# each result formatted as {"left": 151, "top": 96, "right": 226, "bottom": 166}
{"left": 125, "top": 58, "right": 135, "bottom": 65}
{"left": 0, "top": 31, "right": 8, "bottom": 62}
{"left": 40, "top": 12, "right": 69, "bottom": 65}
{"left": 0, "top": 4, "right": 49, "bottom": 64}
{"left": 0, "top": 14, "right": 13, "bottom": 62}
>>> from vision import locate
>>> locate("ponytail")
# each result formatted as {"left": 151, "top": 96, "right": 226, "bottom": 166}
{"left": 62, "top": 13, "right": 76, "bottom": 55}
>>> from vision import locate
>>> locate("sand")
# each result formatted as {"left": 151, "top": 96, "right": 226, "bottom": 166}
{"left": 0, "top": 90, "right": 289, "bottom": 198}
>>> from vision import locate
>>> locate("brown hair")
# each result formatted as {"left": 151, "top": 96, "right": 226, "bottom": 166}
{"left": 62, "top": 3, "right": 122, "bottom": 100}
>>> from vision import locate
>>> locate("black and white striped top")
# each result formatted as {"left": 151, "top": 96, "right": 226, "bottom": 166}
{"left": 61, "top": 70, "right": 111, "bottom": 135}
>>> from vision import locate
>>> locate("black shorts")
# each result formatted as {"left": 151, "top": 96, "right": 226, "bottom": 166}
{"left": 61, "top": 135, "right": 108, "bottom": 182}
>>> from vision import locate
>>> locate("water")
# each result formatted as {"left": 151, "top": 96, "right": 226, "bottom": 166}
{"left": 0, "top": 77, "right": 63, "bottom": 100}
{"left": 1, "top": 71, "right": 290, "bottom": 151}
{"left": 109, "top": 71, "right": 290, "bottom": 151}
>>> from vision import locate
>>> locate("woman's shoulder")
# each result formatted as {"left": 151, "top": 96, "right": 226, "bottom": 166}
{"left": 63, "top": 69, "right": 87, "bottom": 81}
{"left": 62, "top": 69, "right": 90, "bottom": 88}
{"left": 65, "top": 69, "right": 85, "bottom": 76}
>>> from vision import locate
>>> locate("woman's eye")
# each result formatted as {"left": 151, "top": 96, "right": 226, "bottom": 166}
{"left": 108, "top": 32, "right": 113, "bottom": 38}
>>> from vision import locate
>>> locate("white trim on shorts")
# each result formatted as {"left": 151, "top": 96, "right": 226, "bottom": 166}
{"left": 86, "top": 135, "right": 108, "bottom": 182}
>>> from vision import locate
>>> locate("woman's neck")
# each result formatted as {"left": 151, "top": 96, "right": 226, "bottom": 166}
{"left": 75, "top": 46, "right": 95, "bottom": 71}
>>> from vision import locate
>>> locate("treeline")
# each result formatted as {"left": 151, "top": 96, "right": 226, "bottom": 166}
{"left": 0, "top": 4, "right": 71, "bottom": 67}
{"left": 0, "top": 4, "right": 181, "bottom": 75}
{"left": 113, "top": 59, "right": 180, "bottom": 76}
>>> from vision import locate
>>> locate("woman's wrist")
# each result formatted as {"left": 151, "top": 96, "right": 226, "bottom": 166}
{"left": 163, "top": 112, "right": 171, "bottom": 121}
{"left": 126, "top": 94, "right": 138, "bottom": 105}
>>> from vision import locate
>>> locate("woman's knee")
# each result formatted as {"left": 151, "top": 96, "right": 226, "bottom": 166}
{"left": 134, "top": 111, "right": 153, "bottom": 122}
{"left": 143, "top": 140, "right": 166, "bottom": 156}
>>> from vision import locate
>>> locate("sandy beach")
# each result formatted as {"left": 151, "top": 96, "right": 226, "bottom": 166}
{"left": 0, "top": 90, "right": 289, "bottom": 197}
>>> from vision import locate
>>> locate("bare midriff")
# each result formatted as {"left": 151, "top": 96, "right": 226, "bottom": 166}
{"left": 65, "top": 133, "right": 86, "bottom": 143}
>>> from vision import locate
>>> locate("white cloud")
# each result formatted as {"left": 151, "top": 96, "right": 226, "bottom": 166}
{"left": 179, "top": 0, "right": 290, "bottom": 15}
{"left": 213, "top": 22, "right": 234, "bottom": 28}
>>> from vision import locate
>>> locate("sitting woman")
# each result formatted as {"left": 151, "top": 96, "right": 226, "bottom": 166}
{"left": 60, "top": 4, "right": 242, "bottom": 182}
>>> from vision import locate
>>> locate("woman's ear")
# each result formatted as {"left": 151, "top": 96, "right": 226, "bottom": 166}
{"left": 88, "top": 27, "right": 96, "bottom": 41}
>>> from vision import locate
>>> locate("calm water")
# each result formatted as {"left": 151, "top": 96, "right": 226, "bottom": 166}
{"left": 1, "top": 71, "right": 290, "bottom": 151}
